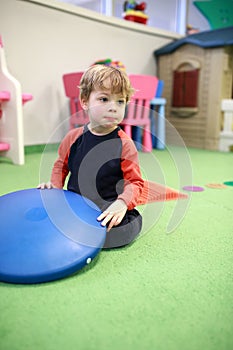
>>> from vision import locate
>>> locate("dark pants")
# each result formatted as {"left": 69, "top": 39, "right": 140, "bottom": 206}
{"left": 103, "top": 209, "right": 142, "bottom": 249}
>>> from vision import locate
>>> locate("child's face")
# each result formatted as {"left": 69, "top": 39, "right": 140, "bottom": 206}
{"left": 81, "top": 82, "right": 127, "bottom": 133}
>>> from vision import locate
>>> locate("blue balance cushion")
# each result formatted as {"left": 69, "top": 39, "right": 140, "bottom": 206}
{"left": 0, "top": 189, "right": 106, "bottom": 284}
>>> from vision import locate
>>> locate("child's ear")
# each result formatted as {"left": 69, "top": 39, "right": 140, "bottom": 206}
{"left": 80, "top": 99, "right": 88, "bottom": 110}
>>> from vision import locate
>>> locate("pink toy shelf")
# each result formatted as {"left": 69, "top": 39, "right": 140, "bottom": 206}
{"left": 0, "top": 36, "right": 33, "bottom": 165}
{"left": 0, "top": 91, "right": 10, "bottom": 151}
{"left": 0, "top": 91, "right": 11, "bottom": 116}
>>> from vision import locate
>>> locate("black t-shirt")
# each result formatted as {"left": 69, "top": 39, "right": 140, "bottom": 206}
{"left": 68, "top": 126, "right": 124, "bottom": 210}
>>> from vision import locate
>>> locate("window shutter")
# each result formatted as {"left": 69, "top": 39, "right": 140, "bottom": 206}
{"left": 172, "top": 68, "right": 199, "bottom": 108}
{"left": 184, "top": 69, "right": 199, "bottom": 107}
{"left": 172, "top": 71, "right": 184, "bottom": 107}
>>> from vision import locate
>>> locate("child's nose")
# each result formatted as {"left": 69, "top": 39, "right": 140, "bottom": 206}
{"left": 108, "top": 101, "right": 117, "bottom": 111}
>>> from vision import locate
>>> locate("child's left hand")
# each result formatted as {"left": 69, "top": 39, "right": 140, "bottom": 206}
{"left": 97, "top": 199, "right": 127, "bottom": 232}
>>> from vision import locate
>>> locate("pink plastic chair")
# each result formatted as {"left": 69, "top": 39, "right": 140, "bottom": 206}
{"left": 120, "top": 74, "right": 158, "bottom": 152}
{"left": 62, "top": 72, "right": 89, "bottom": 129}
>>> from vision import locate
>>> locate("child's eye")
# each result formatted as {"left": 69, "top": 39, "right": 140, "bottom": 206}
{"left": 99, "top": 97, "right": 108, "bottom": 102}
{"left": 117, "top": 99, "right": 125, "bottom": 105}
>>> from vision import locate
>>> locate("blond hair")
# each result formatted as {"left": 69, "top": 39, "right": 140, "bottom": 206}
{"left": 79, "top": 65, "right": 134, "bottom": 103}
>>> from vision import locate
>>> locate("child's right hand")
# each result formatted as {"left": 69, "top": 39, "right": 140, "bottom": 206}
{"left": 97, "top": 199, "right": 127, "bottom": 232}
{"left": 37, "top": 181, "right": 56, "bottom": 189}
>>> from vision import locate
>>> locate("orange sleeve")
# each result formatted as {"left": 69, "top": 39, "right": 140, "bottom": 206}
{"left": 117, "top": 130, "right": 144, "bottom": 210}
{"left": 50, "top": 127, "right": 84, "bottom": 188}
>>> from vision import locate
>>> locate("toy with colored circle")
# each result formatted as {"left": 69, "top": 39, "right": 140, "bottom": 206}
{"left": 223, "top": 181, "right": 233, "bottom": 187}
{"left": 182, "top": 185, "right": 205, "bottom": 192}
{"left": 205, "top": 183, "right": 227, "bottom": 189}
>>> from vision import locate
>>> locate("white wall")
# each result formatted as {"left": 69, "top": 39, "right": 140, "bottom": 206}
{"left": 0, "top": 0, "right": 181, "bottom": 145}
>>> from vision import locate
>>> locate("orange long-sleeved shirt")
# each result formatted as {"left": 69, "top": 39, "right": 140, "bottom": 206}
{"left": 51, "top": 126, "right": 144, "bottom": 210}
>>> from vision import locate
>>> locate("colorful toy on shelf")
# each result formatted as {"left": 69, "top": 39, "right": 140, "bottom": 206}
{"left": 186, "top": 24, "right": 200, "bottom": 35}
{"left": 123, "top": 1, "right": 148, "bottom": 24}
{"left": 92, "top": 58, "right": 126, "bottom": 70}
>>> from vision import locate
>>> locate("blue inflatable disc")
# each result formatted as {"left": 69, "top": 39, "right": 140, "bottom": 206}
{"left": 0, "top": 189, "right": 106, "bottom": 284}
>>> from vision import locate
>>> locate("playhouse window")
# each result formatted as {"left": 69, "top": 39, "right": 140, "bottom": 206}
{"left": 172, "top": 69, "right": 199, "bottom": 107}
